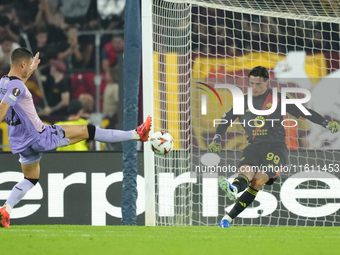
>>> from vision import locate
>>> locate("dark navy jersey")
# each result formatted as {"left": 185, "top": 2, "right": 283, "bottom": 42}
{"left": 221, "top": 88, "right": 303, "bottom": 145}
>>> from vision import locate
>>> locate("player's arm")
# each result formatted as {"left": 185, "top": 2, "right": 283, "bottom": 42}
{"left": 1, "top": 81, "right": 26, "bottom": 122}
{"left": 208, "top": 106, "right": 238, "bottom": 154}
{"left": 286, "top": 100, "right": 339, "bottom": 134}
{"left": 0, "top": 101, "right": 10, "bottom": 123}
{"left": 22, "top": 52, "right": 40, "bottom": 84}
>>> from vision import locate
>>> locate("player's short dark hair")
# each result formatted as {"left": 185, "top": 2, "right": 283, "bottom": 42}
{"left": 248, "top": 66, "right": 269, "bottom": 81}
{"left": 68, "top": 100, "right": 83, "bottom": 115}
{"left": 11, "top": 47, "right": 34, "bottom": 65}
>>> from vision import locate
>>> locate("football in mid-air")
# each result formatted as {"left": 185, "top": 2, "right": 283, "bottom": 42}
{"left": 150, "top": 131, "right": 174, "bottom": 155}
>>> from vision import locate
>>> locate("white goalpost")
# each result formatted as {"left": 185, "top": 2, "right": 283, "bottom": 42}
{"left": 143, "top": 0, "right": 340, "bottom": 227}
{"left": 142, "top": 0, "right": 156, "bottom": 226}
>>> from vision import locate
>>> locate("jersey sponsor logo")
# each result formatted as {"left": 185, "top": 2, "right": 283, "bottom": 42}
{"left": 253, "top": 116, "right": 266, "bottom": 127}
{"left": 12, "top": 88, "right": 20, "bottom": 96}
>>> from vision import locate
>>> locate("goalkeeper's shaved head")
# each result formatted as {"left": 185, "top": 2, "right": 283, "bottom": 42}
{"left": 11, "top": 47, "right": 34, "bottom": 66}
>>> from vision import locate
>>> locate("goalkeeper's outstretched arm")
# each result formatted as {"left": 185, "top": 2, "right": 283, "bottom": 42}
{"left": 208, "top": 107, "right": 238, "bottom": 154}
{"left": 287, "top": 105, "right": 339, "bottom": 134}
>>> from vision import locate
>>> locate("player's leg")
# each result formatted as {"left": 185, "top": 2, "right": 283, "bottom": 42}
{"left": 231, "top": 171, "right": 269, "bottom": 219}
{"left": 218, "top": 144, "right": 260, "bottom": 201}
{"left": 218, "top": 171, "right": 269, "bottom": 228}
{"left": 61, "top": 115, "right": 152, "bottom": 145}
{"left": 0, "top": 158, "right": 41, "bottom": 228}
{"left": 6, "top": 162, "right": 41, "bottom": 210}
{"left": 218, "top": 164, "right": 255, "bottom": 201}
{"left": 219, "top": 144, "right": 287, "bottom": 228}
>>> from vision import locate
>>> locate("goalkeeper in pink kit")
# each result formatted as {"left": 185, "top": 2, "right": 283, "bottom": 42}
{"left": 208, "top": 66, "right": 339, "bottom": 228}
{"left": 0, "top": 48, "right": 151, "bottom": 228}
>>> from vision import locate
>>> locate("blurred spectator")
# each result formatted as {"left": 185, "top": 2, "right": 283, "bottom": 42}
{"left": 215, "top": 24, "right": 236, "bottom": 56}
{"left": 15, "top": 0, "right": 40, "bottom": 24}
{"left": 17, "top": 12, "right": 35, "bottom": 41}
{"left": 0, "top": 15, "right": 20, "bottom": 42}
{"left": 0, "top": 9, "right": 20, "bottom": 42}
{"left": 101, "top": 35, "right": 124, "bottom": 72}
{"left": 39, "top": 59, "right": 70, "bottom": 117}
{"left": 103, "top": 67, "right": 119, "bottom": 128}
{"left": 57, "top": 25, "right": 93, "bottom": 70}
{"left": 59, "top": 0, "right": 92, "bottom": 24}
{"left": 31, "top": 26, "right": 57, "bottom": 71}
{"left": 78, "top": 93, "right": 94, "bottom": 119}
{"left": 97, "top": 0, "right": 124, "bottom": 30}
{"left": 77, "top": 18, "right": 98, "bottom": 70}
{"left": 0, "top": 37, "right": 20, "bottom": 75}
{"left": 34, "top": 0, "right": 66, "bottom": 29}
{"left": 55, "top": 100, "right": 91, "bottom": 151}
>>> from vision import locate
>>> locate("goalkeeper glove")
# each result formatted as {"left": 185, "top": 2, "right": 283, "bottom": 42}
{"left": 208, "top": 134, "right": 222, "bottom": 154}
{"left": 323, "top": 120, "right": 339, "bottom": 134}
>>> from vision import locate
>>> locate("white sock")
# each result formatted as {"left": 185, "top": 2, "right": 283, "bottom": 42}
{"left": 5, "top": 179, "right": 35, "bottom": 213}
{"left": 132, "top": 130, "right": 140, "bottom": 140}
{"left": 3, "top": 204, "right": 12, "bottom": 214}
{"left": 94, "top": 128, "right": 134, "bottom": 142}
{"left": 222, "top": 214, "right": 233, "bottom": 223}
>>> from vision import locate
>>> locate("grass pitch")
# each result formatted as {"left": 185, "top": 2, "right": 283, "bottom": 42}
{"left": 1, "top": 225, "right": 340, "bottom": 255}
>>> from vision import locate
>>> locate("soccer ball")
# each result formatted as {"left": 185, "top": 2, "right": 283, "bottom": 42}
{"left": 150, "top": 131, "right": 174, "bottom": 155}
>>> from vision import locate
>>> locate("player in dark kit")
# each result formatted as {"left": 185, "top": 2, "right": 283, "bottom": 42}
{"left": 208, "top": 66, "right": 339, "bottom": 228}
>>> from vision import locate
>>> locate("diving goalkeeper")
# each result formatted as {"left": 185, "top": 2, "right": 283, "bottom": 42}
{"left": 208, "top": 66, "right": 339, "bottom": 228}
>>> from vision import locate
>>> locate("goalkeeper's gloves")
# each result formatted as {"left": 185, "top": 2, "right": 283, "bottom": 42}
{"left": 322, "top": 120, "right": 339, "bottom": 134}
{"left": 208, "top": 134, "right": 222, "bottom": 154}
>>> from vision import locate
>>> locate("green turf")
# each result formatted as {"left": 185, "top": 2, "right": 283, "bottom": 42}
{"left": 1, "top": 225, "right": 340, "bottom": 255}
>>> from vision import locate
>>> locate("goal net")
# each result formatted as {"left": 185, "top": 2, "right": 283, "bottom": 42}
{"left": 148, "top": 0, "right": 340, "bottom": 226}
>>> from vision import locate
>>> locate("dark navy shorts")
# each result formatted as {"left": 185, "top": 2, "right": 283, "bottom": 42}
{"left": 238, "top": 143, "right": 288, "bottom": 185}
{"left": 19, "top": 125, "right": 70, "bottom": 164}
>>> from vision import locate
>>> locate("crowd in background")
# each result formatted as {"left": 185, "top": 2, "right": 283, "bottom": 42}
{"left": 191, "top": 5, "right": 340, "bottom": 56}
{"left": 0, "top": 0, "right": 123, "bottom": 131}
